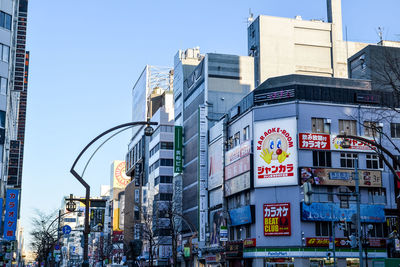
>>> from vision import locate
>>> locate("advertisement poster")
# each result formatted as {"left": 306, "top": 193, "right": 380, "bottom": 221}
{"left": 3, "top": 189, "right": 19, "bottom": 240}
{"left": 209, "top": 209, "right": 227, "bottom": 246}
{"left": 90, "top": 207, "right": 105, "bottom": 232}
{"left": 225, "top": 140, "right": 251, "bottom": 166}
{"left": 263, "top": 203, "right": 291, "bottom": 236}
{"left": 299, "top": 167, "right": 381, "bottom": 187}
{"left": 225, "top": 155, "right": 251, "bottom": 180}
{"left": 174, "top": 126, "right": 183, "bottom": 173}
{"left": 112, "top": 161, "right": 130, "bottom": 188}
{"left": 298, "top": 133, "right": 330, "bottom": 150}
{"left": 208, "top": 138, "right": 224, "bottom": 190}
{"left": 331, "top": 136, "right": 374, "bottom": 151}
{"left": 254, "top": 117, "right": 298, "bottom": 187}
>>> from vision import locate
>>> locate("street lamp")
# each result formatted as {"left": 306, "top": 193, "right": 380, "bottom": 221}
{"left": 70, "top": 121, "right": 157, "bottom": 267}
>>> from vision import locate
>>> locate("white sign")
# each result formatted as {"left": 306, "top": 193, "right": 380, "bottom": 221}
{"left": 208, "top": 138, "right": 224, "bottom": 190}
{"left": 198, "top": 105, "right": 208, "bottom": 242}
{"left": 254, "top": 117, "right": 298, "bottom": 187}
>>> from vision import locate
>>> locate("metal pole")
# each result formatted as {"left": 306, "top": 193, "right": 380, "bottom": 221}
{"left": 355, "top": 160, "right": 363, "bottom": 267}
{"left": 331, "top": 206, "right": 336, "bottom": 267}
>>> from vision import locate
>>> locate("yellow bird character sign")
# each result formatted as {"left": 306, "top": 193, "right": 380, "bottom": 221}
{"left": 254, "top": 117, "right": 298, "bottom": 187}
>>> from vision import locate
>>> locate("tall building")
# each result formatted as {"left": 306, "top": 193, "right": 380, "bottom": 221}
{"left": 173, "top": 50, "right": 255, "bottom": 256}
{"left": 0, "top": 0, "right": 30, "bottom": 261}
{"left": 248, "top": 0, "right": 368, "bottom": 86}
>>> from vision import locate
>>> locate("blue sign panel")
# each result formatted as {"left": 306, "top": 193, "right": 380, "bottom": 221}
{"left": 3, "top": 189, "right": 19, "bottom": 240}
{"left": 301, "top": 202, "right": 385, "bottom": 223}
{"left": 62, "top": 225, "right": 72, "bottom": 235}
{"left": 229, "top": 205, "right": 253, "bottom": 226}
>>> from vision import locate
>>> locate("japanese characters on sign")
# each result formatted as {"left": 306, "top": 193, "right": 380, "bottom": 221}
{"left": 3, "top": 189, "right": 19, "bottom": 240}
{"left": 306, "top": 237, "right": 385, "bottom": 248}
{"left": 331, "top": 136, "right": 374, "bottom": 151}
{"left": 254, "top": 117, "right": 298, "bottom": 187}
{"left": 174, "top": 126, "right": 183, "bottom": 173}
{"left": 264, "top": 203, "right": 291, "bottom": 236}
{"left": 225, "top": 155, "right": 251, "bottom": 180}
{"left": 225, "top": 140, "right": 251, "bottom": 166}
{"left": 299, "top": 167, "right": 382, "bottom": 187}
{"left": 299, "top": 133, "right": 330, "bottom": 150}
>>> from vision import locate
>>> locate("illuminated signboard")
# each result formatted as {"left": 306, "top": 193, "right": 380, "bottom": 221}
{"left": 174, "top": 126, "right": 183, "bottom": 173}
{"left": 3, "top": 189, "right": 19, "bottom": 240}
{"left": 331, "top": 136, "right": 374, "bottom": 151}
{"left": 254, "top": 117, "right": 298, "bottom": 187}
{"left": 264, "top": 203, "right": 291, "bottom": 236}
{"left": 298, "top": 133, "right": 330, "bottom": 150}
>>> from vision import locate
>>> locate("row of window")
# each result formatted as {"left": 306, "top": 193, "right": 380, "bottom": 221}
{"left": 228, "top": 125, "right": 250, "bottom": 150}
{"left": 154, "top": 193, "right": 173, "bottom": 201}
{"left": 154, "top": 176, "right": 173, "bottom": 185}
{"left": 0, "top": 12, "right": 12, "bottom": 31}
{"left": 0, "top": 44, "right": 10, "bottom": 63}
{"left": 0, "top": 77, "right": 7, "bottom": 95}
{"left": 313, "top": 151, "right": 383, "bottom": 169}
{"left": 149, "top": 142, "right": 173, "bottom": 157}
{"left": 315, "top": 222, "right": 386, "bottom": 237}
{"left": 311, "top": 186, "right": 386, "bottom": 205}
{"left": 126, "top": 138, "right": 143, "bottom": 170}
{"left": 149, "top": 158, "right": 173, "bottom": 173}
{"left": 149, "top": 125, "right": 174, "bottom": 141}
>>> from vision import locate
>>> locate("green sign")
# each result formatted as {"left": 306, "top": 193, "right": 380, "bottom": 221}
{"left": 184, "top": 246, "right": 190, "bottom": 257}
{"left": 174, "top": 126, "right": 183, "bottom": 173}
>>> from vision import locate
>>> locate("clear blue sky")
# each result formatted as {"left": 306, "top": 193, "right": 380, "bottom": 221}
{"left": 21, "top": 0, "right": 399, "bottom": 246}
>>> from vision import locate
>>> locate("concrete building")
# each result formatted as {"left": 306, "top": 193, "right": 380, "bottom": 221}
{"left": 348, "top": 42, "right": 400, "bottom": 92}
{"left": 212, "top": 74, "right": 399, "bottom": 266}
{"left": 248, "top": 0, "right": 368, "bottom": 87}
{"left": 173, "top": 49, "right": 255, "bottom": 265}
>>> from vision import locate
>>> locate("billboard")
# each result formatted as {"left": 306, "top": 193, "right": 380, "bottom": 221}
{"left": 174, "top": 126, "right": 183, "bottom": 173}
{"left": 3, "top": 189, "right": 19, "bottom": 240}
{"left": 299, "top": 133, "right": 330, "bottom": 150}
{"left": 225, "top": 140, "right": 251, "bottom": 166}
{"left": 254, "top": 117, "right": 298, "bottom": 187}
{"left": 225, "top": 155, "right": 251, "bottom": 180}
{"left": 90, "top": 207, "right": 105, "bottom": 232}
{"left": 331, "top": 135, "right": 374, "bottom": 151}
{"left": 209, "top": 209, "right": 227, "bottom": 247}
{"left": 229, "top": 205, "right": 253, "bottom": 226}
{"left": 299, "top": 167, "right": 381, "bottom": 187}
{"left": 112, "top": 161, "right": 130, "bottom": 189}
{"left": 263, "top": 203, "right": 291, "bottom": 236}
{"left": 301, "top": 202, "right": 385, "bottom": 223}
{"left": 208, "top": 138, "right": 224, "bottom": 190}
{"left": 225, "top": 172, "right": 251, "bottom": 197}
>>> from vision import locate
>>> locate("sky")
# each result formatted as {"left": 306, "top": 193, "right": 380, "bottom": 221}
{"left": 21, "top": 0, "right": 399, "bottom": 246}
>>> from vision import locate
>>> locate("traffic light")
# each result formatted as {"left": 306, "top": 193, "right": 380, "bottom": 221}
{"left": 302, "top": 182, "right": 312, "bottom": 205}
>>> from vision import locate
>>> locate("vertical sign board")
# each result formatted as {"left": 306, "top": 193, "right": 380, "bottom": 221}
{"left": 3, "top": 189, "right": 19, "bottom": 240}
{"left": 198, "top": 106, "right": 208, "bottom": 242}
{"left": 263, "top": 203, "right": 291, "bottom": 236}
{"left": 254, "top": 117, "right": 298, "bottom": 187}
{"left": 174, "top": 126, "right": 183, "bottom": 173}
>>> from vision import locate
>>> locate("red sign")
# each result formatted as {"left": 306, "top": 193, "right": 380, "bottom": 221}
{"left": 243, "top": 238, "right": 256, "bottom": 248}
{"left": 225, "top": 155, "right": 251, "bottom": 180}
{"left": 299, "top": 133, "right": 330, "bottom": 150}
{"left": 112, "top": 231, "right": 124, "bottom": 243}
{"left": 263, "top": 203, "right": 291, "bottom": 236}
{"left": 306, "top": 237, "right": 385, "bottom": 248}
{"left": 331, "top": 136, "right": 374, "bottom": 151}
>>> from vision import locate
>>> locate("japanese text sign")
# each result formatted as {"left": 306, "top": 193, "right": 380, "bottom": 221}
{"left": 174, "top": 126, "right": 183, "bottom": 173}
{"left": 254, "top": 117, "right": 298, "bottom": 187}
{"left": 263, "top": 203, "right": 291, "bottom": 236}
{"left": 331, "top": 136, "right": 374, "bottom": 151}
{"left": 299, "top": 133, "right": 330, "bottom": 150}
{"left": 3, "top": 189, "right": 19, "bottom": 240}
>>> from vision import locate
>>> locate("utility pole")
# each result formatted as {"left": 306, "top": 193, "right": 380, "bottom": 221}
{"left": 354, "top": 160, "right": 363, "bottom": 267}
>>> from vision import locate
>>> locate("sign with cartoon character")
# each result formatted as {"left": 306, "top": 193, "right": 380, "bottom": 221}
{"left": 254, "top": 117, "right": 298, "bottom": 187}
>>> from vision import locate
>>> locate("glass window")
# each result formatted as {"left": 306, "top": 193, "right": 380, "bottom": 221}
{"left": 0, "top": 77, "right": 7, "bottom": 95}
{"left": 364, "top": 121, "right": 382, "bottom": 138}
{"left": 339, "top": 120, "right": 357, "bottom": 135}
{"left": 312, "top": 151, "right": 332, "bottom": 167}
{"left": 315, "top": 222, "right": 331, "bottom": 236}
{"left": 4, "top": 13, "right": 11, "bottom": 30}
{"left": 312, "top": 118, "right": 330, "bottom": 134}
{"left": 340, "top": 153, "right": 358, "bottom": 168}
{"left": 243, "top": 126, "right": 250, "bottom": 141}
{"left": 366, "top": 154, "right": 383, "bottom": 169}
{"left": 368, "top": 188, "right": 386, "bottom": 204}
{"left": 160, "top": 142, "right": 173, "bottom": 150}
{"left": 0, "top": 13, "right": 4, "bottom": 28}
{"left": 313, "top": 187, "right": 333, "bottom": 203}
{"left": 391, "top": 123, "right": 400, "bottom": 138}
{"left": 368, "top": 223, "right": 386, "bottom": 238}
{"left": 234, "top": 132, "right": 240, "bottom": 147}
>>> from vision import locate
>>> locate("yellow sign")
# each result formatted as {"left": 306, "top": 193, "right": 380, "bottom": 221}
{"left": 113, "top": 207, "right": 121, "bottom": 231}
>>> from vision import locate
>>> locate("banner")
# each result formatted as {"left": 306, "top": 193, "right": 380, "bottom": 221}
{"left": 3, "top": 189, "right": 19, "bottom": 240}
{"left": 300, "top": 167, "right": 381, "bottom": 187}
{"left": 254, "top": 117, "right": 298, "bottom": 187}
{"left": 112, "top": 161, "right": 130, "bottom": 188}
{"left": 90, "top": 208, "right": 105, "bottom": 232}
{"left": 208, "top": 138, "right": 223, "bottom": 190}
{"left": 301, "top": 202, "right": 385, "bottom": 222}
{"left": 299, "top": 133, "right": 330, "bottom": 150}
{"left": 263, "top": 203, "right": 291, "bottom": 236}
{"left": 174, "top": 126, "right": 183, "bottom": 173}
{"left": 306, "top": 237, "right": 385, "bottom": 248}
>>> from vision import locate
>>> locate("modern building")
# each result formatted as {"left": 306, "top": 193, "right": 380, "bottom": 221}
{"left": 348, "top": 41, "right": 400, "bottom": 92}
{"left": 209, "top": 74, "right": 399, "bottom": 266}
{"left": 247, "top": 0, "right": 368, "bottom": 87}
{"left": 0, "top": 0, "right": 30, "bottom": 262}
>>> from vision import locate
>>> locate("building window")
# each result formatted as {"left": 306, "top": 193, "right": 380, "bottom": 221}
{"left": 0, "top": 77, "right": 7, "bottom": 95}
{"left": 243, "top": 126, "right": 250, "bottom": 141}
{"left": 234, "top": 132, "right": 240, "bottom": 147}
{"left": 339, "top": 120, "right": 357, "bottom": 135}
{"left": 313, "top": 151, "right": 332, "bottom": 167}
{"left": 312, "top": 118, "right": 331, "bottom": 134}
{"left": 0, "top": 12, "right": 12, "bottom": 31}
{"left": 0, "top": 111, "right": 5, "bottom": 128}
{"left": 368, "top": 188, "right": 386, "bottom": 204}
{"left": 366, "top": 154, "right": 383, "bottom": 169}
{"left": 154, "top": 176, "right": 172, "bottom": 185}
{"left": 245, "top": 225, "right": 251, "bottom": 238}
{"left": 312, "top": 187, "right": 333, "bottom": 203}
{"left": 393, "top": 155, "right": 400, "bottom": 171}
{"left": 367, "top": 223, "right": 386, "bottom": 238}
{"left": 364, "top": 121, "right": 382, "bottom": 138}
{"left": 315, "top": 222, "right": 331, "bottom": 236}
{"left": 340, "top": 153, "right": 358, "bottom": 168}
{"left": 228, "top": 136, "right": 234, "bottom": 150}
{"left": 0, "top": 44, "right": 9, "bottom": 63}
{"left": 391, "top": 123, "right": 400, "bottom": 138}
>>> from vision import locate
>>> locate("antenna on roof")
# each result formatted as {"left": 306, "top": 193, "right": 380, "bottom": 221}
{"left": 377, "top": 27, "right": 384, "bottom": 44}
{"left": 247, "top": 8, "right": 254, "bottom": 25}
